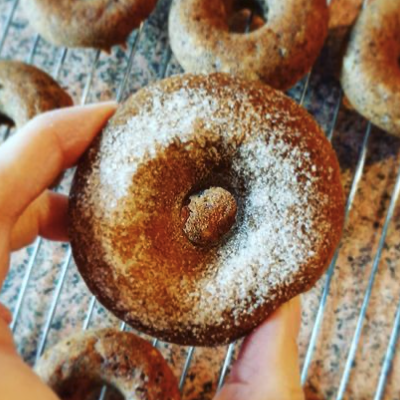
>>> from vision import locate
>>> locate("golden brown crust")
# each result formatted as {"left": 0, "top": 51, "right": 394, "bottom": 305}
{"left": 21, "top": 0, "right": 158, "bottom": 50}
{"left": 168, "top": 0, "right": 329, "bottom": 90}
{"left": 69, "top": 73, "right": 344, "bottom": 346}
{"left": 0, "top": 60, "right": 73, "bottom": 129}
{"left": 341, "top": 0, "right": 400, "bottom": 136}
{"left": 35, "top": 329, "right": 180, "bottom": 400}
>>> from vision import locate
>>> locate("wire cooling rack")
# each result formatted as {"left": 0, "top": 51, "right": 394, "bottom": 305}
{"left": 2, "top": 0, "right": 400, "bottom": 399}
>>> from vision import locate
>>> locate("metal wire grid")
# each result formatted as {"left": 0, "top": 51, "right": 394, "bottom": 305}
{"left": 1, "top": 0, "right": 400, "bottom": 399}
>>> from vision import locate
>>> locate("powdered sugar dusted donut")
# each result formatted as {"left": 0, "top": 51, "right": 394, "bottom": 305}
{"left": 168, "top": 0, "right": 329, "bottom": 90}
{"left": 69, "top": 73, "right": 344, "bottom": 346}
{"left": 35, "top": 329, "right": 180, "bottom": 400}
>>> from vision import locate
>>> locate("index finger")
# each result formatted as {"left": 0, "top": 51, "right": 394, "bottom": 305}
{"left": 0, "top": 102, "right": 116, "bottom": 225}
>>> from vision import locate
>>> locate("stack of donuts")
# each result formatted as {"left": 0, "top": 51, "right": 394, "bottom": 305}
{"left": 2, "top": 0, "right": 397, "bottom": 398}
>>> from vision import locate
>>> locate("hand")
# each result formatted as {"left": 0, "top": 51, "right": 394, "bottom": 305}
{"left": 0, "top": 104, "right": 304, "bottom": 400}
{"left": 0, "top": 103, "right": 117, "bottom": 400}
{"left": 214, "top": 297, "right": 304, "bottom": 400}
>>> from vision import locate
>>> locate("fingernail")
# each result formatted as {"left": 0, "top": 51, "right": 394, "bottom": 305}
{"left": 84, "top": 101, "right": 118, "bottom": 109}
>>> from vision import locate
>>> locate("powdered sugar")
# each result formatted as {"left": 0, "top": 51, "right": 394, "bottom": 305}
{"left": 189, "top": 135, "right": 324, "bottom": 325}
{"left": 97, "top": 87, "right": 220, "bottom": 201}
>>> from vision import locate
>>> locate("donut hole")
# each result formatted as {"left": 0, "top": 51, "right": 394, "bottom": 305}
{"left": 181, "top": 186, "right": 238, "bottom": 246}
{"left": 180, "top": 169, "right": 247, "bottom": 247}
{"left": 54, "top": 377, "right": 124, "bottom": 400}
{"left": 228, "top": 0, "right": 268, "bottom": 33}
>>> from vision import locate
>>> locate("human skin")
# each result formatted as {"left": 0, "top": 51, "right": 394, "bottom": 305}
{"left": 0, "top": 103, "right": 304, "bottom": 400}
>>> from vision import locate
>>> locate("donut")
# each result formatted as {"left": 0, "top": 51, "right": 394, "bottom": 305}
{"left": 168, "top": 0, "right": 329, "bottom": 90}
{"left": 0, "top": 60, "right": 73, "bottom": 129}
{"left": 341, "top": 0, "right": 400, "bottom": 136}
{"left": 69, "top": 73, "right": 345, "bottom": 346}
{"left": 21, "top": 0, "right": 158, "bottom": 51}
{"left": 35, "top": 329, "right": 180, "bottom": 400}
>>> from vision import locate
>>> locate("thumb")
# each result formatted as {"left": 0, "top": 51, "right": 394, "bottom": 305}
{"left": 215, "top": 297, "right": 304, "bottom": 400}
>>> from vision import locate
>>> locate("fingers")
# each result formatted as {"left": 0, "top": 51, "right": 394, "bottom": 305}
{"left": 10, "top": 191, "right": 69, "bottom": 251}
{"left": 0, "top": 355, "right": 60, "bottom": 400}
{"left": 0, "top": 322, "right": 59, "bottom": 400}
{"left": 0, "top": 226, "right": 11, "bottom": 291}
{"left": 215, "top": 297, "right": 304, "bottom": 400}
{"left": 0, "top": 317, "right": 16, "bottom": 356}
{"left": 0, "top": 304, "right": 11, "bottom": 326}
{"left": 0, "top": 102, "right": 117, "bottom": 226}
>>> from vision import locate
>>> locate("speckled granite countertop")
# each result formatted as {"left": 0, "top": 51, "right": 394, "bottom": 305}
{"left": 1, "top": 0, "right": 400, "bottom": 399}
